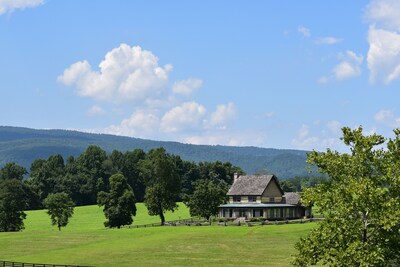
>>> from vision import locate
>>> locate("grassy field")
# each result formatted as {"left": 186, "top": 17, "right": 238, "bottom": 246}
{"left": 0, "top": 204, "right": 315, "bottom": 267}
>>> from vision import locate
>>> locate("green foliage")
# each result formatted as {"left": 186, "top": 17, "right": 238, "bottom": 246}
{"left": 141, "top": 148, "right": 181, "bottom": 225}
{"left": 184, "top": 178, "right": 228, "bottom": 220}
{"left": 0, "top": 179, "right": 28, "bottom": 231}
{"left": 292, "top": 127, "right": 400, "bottom": 267}
{"left": 44, "top": 192, "right": 75, "bottom": 231}
{"left": 97, "top": 173, "right": 136, "bottom": 228}
{"left": 0, "top": 162, "right": 27, "bottom": 181}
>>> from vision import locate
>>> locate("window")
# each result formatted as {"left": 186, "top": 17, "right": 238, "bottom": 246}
{"left": 269, "top": 197, "right": 275, "bottom": 203}
{"left": 248, "top": 196, "right": 256, "bottom": 202}
{"left": 233, "top": 196, "right": 241, "bottom": 202}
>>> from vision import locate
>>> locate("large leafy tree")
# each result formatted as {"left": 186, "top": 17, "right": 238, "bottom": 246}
{"left": 140, "top": 148, "right": 181, "bottom": 225}
{"left": 0, "top": 162, "right": 27, "bottom": 181}
{"left": 293, "top": 127, "right": 400, "bottom": 267}
{"left": 44, "top": 192, "right": 75, "bottom": 231}
{"left": 97, "top": 173, "right": 136, "bottom": 228}
{"left": 184, "top": 178, "right": 228, "bottom": 221}
{"left": 0, "top": 179, "right": 28, "bottom": 232}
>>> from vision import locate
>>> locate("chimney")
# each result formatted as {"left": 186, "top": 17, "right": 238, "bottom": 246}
{"left": 234, "top": 173, "right": 239, "bottom": 183}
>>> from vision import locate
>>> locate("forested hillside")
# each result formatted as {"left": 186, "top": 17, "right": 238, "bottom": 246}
{"left": 0, "top": 126, "right": 311, "bottom": 178}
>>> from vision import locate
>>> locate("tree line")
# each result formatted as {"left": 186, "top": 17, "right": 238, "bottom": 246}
{"left": 0, "top": 145, "right": 244, "bottom": 231}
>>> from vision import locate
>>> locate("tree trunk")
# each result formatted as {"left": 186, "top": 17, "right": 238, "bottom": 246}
{"left": 160, "top": 212, "right": 165, "bottom": 226}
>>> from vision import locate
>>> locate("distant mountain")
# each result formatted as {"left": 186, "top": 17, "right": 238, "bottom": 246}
{"left": 0, "top": 126, "right": 313, "bottom": 178}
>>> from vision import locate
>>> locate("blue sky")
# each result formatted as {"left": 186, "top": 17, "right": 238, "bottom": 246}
{"left": 1, "top": 0, "right": 400, "bottom": 151}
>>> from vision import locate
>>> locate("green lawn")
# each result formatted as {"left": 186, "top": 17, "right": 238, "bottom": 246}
{"left": 0, "top": 204, "right": 315, "bottom": 267}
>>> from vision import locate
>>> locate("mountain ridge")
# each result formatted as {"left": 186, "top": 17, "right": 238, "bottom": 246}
{"left": 0, "top": 126, "right": 312, "bottom": 178}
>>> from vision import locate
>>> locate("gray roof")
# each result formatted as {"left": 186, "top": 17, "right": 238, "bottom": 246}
{"left": 227, "top": 175, "right": 276, "bottom": 196}
{"left": 283, "top": 192, "right": 301, "bottom": 205}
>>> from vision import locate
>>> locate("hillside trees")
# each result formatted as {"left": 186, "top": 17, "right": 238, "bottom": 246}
{"left": 11, "top": 144, "right": 242, "bottom": 212}
{"left": 140, "top": 148, "right": 181, "bottom": 225}
{"left": 292, "top": 127, "right": 400, "bottom": 267}
{"left": 97, "top": 173, "right": 136, "bottom": 228}
{"left": 44, "top": 192, "right": 75, "bottom": 231}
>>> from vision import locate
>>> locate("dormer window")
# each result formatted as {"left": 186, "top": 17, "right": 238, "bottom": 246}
{"left": 233, "top": 196, "right": 241, "bottom": 202}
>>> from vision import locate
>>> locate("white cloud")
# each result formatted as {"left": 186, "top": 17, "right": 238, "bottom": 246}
{"left": 58, "top": 44, "right": 173, "bottom": 103}
{"left": 0, "top": 0, "right": 44, "bottom": 15}
{"left": 87, "top": 105, "right": 105, "bottom": 117}
{"left": 185, "top": 130, "right": 266, "bottom": 147}
{"left": 298, "top": 26, "right": 311, "bottom": 37}
{"left": 365, "top": 0, "right": 400, "bottom": 84}
{"left": 374, "top": 109, "right": 400, "bottom": 127}
{"left": 208, "top": 102, "right": 236, "bottom": 128}
{"left": 367, "top": 27, "right": 400, "bottom": 84}
{"left": 321, "top": 50, "right": 363, "bottom": 83}
{"left": 365, "top": 0, "right": 400, "bottom": 30}
{"left": 291, "top": 123, "right": 342, "bottom": 151}
{"left": 161, "top": 101, "right": 206, "bottom": 133}
{"left": 106, "top": 110, "right": 160, "bottom": 137}
{"left": 315, "top": 37, "right": 342, "bottom": 45}
{"left": 172, "top": 78, "right": 203, "bottom": 96}
{"left": 333, "top": 51, "right": 363, "bottom": 80}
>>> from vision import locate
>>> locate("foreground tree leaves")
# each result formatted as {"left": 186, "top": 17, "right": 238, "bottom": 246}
{"left": 292, "top": 127, "right": 400, "bottom": 267}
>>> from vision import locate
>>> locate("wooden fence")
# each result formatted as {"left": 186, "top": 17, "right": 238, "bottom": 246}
{"left": 127, "top": 218, "right": 208, "bottom": 228}
{"left": 0, "top": 261, "right": 92, "bottom": 267}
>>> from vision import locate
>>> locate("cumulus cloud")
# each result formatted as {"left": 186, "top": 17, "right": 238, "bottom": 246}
{"left": 87, "top": 105, "right": 105, "bottom": 117}
{"left": 315, "top": 37, "right": 342, "bottom": 45}
{"left": 185, "top": 130, "right": 266, "bottom": 147}
{"left": 161, "top": 101, "right": 207, "bottom": 133}
{"left": 58, "top": 44, "right": 173, "bottom": 103}
{"left": 367, "top": 27, "right": 400, "bottom": 84}
{"left": 106, "top": 110, "right": 160, "bottom": 138}
{"left": 172, "top": 78, "right": 203, "bottom": 96}
{"left": 320, "top": 51, "right": 363, "bottom": 83}
{"left": 61, "top": 43, "right": 241, "bottom": 144}
{"left": 365, "top": 0, "right": 400, "bottom": 30}
{"left": 365, "top": 0, "right": 400, "bottom": 84}
{"left": 374, "top": 109, "right": 400, "bottom": 127}
{"left": 0, "top": 0, "right": 44, "bottom": 15}
{"left": 291, "top": 123, "right": 342, "bottom": 151}
{"left": 333, "top": 51, "right": 363, "bottom": 80}
{"left": 298, "top": 26, "right": 311, "bottom": 37}
{"left": 208, "top": 102, "right": 236, "bottom": 128}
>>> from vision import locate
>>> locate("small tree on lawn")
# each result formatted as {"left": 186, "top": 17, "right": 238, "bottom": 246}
{"left": 292, "top": 127, "right": 400, "bottom": 267}
{"left": 184, "top": 178, "right": 228, "bottom": 221}
{"left": 44, "top": 192, "right": 75, "bottom": 231}
{"left": 97, "top": 173, "right": 136, "bottom": 228}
